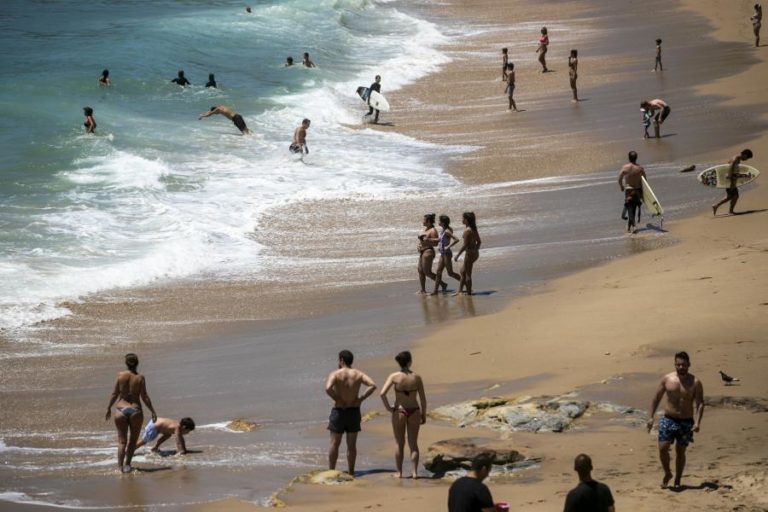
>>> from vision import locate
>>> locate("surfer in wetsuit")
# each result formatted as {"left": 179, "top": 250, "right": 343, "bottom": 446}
{"left": 171, "top": 70, "right": 191, "bottom": 87}
{"left": 712, "top": 149, "right": 753, "bottom": 215}
{"left": 380, "top": 351, "right": 427, "bottom": 479}
{"left": 83, "top": 107, "right": 96, "bottom": 134}
{"left": 365, "top": 75, "right": 382, "bottom": 123}
{"left": 290, "top": 118, "right": 310, "bottom": 156}
{"left": 198, "top": 105, "right": 251, "bottom": 134}
{"left": 105, "top": 353, "right": 157, "bottom": 473}
{"left": 205, "top": 73, "right": 217, "bottom": 88}
{"left": 618, "top": 151, "right": 646, "bottom": 232}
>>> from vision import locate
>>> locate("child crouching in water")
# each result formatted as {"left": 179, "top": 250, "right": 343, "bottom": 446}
{"left": 136, "top": 417, "right": 195, "bottom": 455}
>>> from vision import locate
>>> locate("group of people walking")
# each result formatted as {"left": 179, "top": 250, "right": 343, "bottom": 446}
{"left": 417, "top": 212, "right": 481, "bottom": 296}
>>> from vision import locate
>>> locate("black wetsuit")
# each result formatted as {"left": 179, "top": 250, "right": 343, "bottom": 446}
{"left": 366, "top": 81, "right": 381, "bottom": 122}
{"left": 171, "top": 77, "right": 191, "bottom": 86}
{"left": 205, "top": 79, "right": 217, "bottom": 88}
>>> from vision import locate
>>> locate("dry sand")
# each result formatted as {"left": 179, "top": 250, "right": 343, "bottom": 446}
{"left": 220, "top": 0, "right": 768, "bottom": 510}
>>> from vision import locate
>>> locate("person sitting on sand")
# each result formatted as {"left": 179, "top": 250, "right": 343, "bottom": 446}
{"left": 135, "top": 417, "right": 195, "bottom": 455}
{"left": 712, "top": 149, "right": 753, "bottom": 215}
{"left": 653, "top": 38, "right": 663, "bottom": 71}
{"left": 536, "top": 27, "right": 549, "bottom": 72}
{"left": 205, "top": 73, "right": 217, "bottom": 88}
{"left": 289, "top": 118, "right": 310, "bottom": 155}
{"left": 380, "top": 351, "right": 427, "bottom": 479}
{"left": 569, "top": 49, "right": 579, "bottom": 101}
{"left": 563, "top": 454, "right": 616, "bottom": 512}
{"left": 752, "top": 4, "right": 762, "bottom": 47}
{"left": 429, "top": 215, "right": 461, "bottom": 295}
{"left": 198, "top": 105, "right": 251, "bottom": 134}
{"left": 417, "top": 213, "right": 447, "bottom": 295}
{"left": 98, "top": 69, "right": 111, "bottom": 86}
{"left": 618, "top": 151, "right": 646, "bottom": 232}
{"left": 105, "top": 353, "right": 158, "bottom": 473}
{"left": 325, "top": 350, "right": 377, "bottom": 475}
{"left": 454, "top": 212, "right": 481, "bottom": 295}
{"left": 171, "top": 70, "right": 191, "bottom": 87}
{"left": 302, "top": 52, "right": 315, "bottom": 68}
{"left": 448, "top": 451, "right": 504, "bottom": 512}
{"left": 640, "top": 99, "right": 670, "bottom": 138}
{"left": 83, "top": 107, "right": 97, "bottom": 134}
{"left": 504, "top": 63, "right": 518, "bottom": 112}
{"left": 646, "top": 351, "right": 704, "bottom": 491}
{"left": 501, "top": 47, "right": 508, "bottom": 81}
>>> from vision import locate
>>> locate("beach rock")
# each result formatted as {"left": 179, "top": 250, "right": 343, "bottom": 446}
{"left": 226, "top": 418, "right": 261, "bottom": 432}
{"left": 269, "top": 497, "right": 286, "bottom": 508}
{"left": 704, "top": 396, "right": 768, "bottom": 413}
{"left": 295, "top": 469, "right": 354, "bottom": 485}
{"left": 423, "top": 438, "right": 523, "bottom": 475}
{"left": 361, "top": 410, "right": 382, "bottom": 423}
{"left": 480, "top": 398, "right": 589, "bottom": 433}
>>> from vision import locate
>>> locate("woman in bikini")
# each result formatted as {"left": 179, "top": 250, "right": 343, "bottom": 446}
{"left": 752, "top": 3, "right": 763, "bottom": 47}
{"left": 430, "top": 215, "right": 461, "bottom": 295}
{"left": 83, "top": 107, "right": 96, "bottom": 134}
{"left": 380, "top": 351, "right": 427, "bottom": 479}
{"left": 454, "top": 211, "right": 481, "bottom": 295}
{"left": 105, "top": 353, "right": 157, "bottom": 473}
{"left": 568, "top": 49, "right": 579, "bottom": 102}
{"left": 536, "top": 27, "right": 549, "bottom": 72}
{"left": 417, "top": 213, "right": 446, "bottom": 294}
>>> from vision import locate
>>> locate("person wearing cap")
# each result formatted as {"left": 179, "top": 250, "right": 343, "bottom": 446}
{"left": 83, "top": 107, "right": 96, "bottom": 134}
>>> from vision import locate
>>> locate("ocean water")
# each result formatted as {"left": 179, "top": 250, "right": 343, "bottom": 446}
{"left": 0, "top": 0, "right": 454, "bottom": 332}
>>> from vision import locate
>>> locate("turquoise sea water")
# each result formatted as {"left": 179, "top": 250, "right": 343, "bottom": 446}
{"left": 0, "top": 0, "right": 453, "bottom": 331}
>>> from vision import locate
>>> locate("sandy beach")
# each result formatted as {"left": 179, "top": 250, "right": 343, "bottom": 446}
{"left": 1, "top": 0, "right": 767, "bottom": 510}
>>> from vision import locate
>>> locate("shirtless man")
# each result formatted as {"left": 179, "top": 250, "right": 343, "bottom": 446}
{"left": 617, "top": 151, "right": 646, "bottom": 232}
{"left": 290, "top": 118, "right": 311, "bottom": 156}
{"left": 325, "top": 350, "right": 377, "bottom": 475}
{"left": 712, "top": 149, "right": 754, "bottom": 216}
{"left": 135, "top": 417, "right": 195, "bottom": 455}
{"left": 646, "top": 351, "right": 704, "bottom": 490}
{"left": 198, "top": 105, "right": 251, "bottom": 134}
{"left": 640, "top": 99, "right": 670, "bottom": 138}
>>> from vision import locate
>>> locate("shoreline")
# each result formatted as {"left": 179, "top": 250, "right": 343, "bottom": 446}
{"left": 2, "top": 0, "right": 768, "bottom": 510}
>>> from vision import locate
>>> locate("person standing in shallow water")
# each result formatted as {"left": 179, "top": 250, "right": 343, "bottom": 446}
{"left": 751, "top": 4, "right": 762, "bottom": 47}
{"left": 568, "top": 49, "right": 579, "bottom": 102}
{"left": 504, "top": 63, "right": 518, "bottom": 112}
{"left": 83, "top": 107, "right": 96, "bottom": 134}
{"left": 653, "top": 38, "right": 663, "bottom": 71}
{"left": 536, "top": 27, "right": 549, "bottom": 72}
{"left": 98, "top": 69, "right": 111, "bottom": 86}
{"left": 712, "top": 149, "right": 753, "bottom": 216}
{"left": 430, "top": 215, "right": 460, "bottom": 295}
{"left": 380, "top": 351, "right": 427, "bottom": 479}
{"left": 171, "top": 70, "right": 190, "bottom": 87}
{"left": 646, "top": 351, "right": 704, "bottom": 490}
{"left": 501, "top": 47, "right": 508, "bottom": 81}
{"left": 454, "top": 212, "right": 481, "bottom": 295}
{"left": 105, "top": 353, "right": 157, "bottom": 473}
{"left": 417, "top": 213, "right": 447, "bottom": 295}
{"left": 302, "top": 52, "right": 315, "bottom": 68}
{"left": 205, "top": 73, "right": 217, "bottom": 88}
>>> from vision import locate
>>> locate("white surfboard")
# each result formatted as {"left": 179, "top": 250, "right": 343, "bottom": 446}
{"left": 697, "top": 164, "right": 760, "bottom": 189}
{"left": 641, "top": 176, "right": 663, "bottom": 218}
{"left": 368, "top": 90, "right": 391, "bottom": 112}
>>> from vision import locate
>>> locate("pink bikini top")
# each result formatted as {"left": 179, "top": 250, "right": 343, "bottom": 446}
{"left": 539, "top": 36, "right": 548, "bottom": 45}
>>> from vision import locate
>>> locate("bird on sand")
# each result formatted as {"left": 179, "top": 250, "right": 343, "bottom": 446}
{"left": 719, "top": 370, "right": 739, "bottom": 385}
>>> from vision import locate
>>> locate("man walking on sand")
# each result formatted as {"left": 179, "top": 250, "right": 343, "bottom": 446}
{"left": 563, "top": 454, "right": 615, "bottom": 512}
{"left": 198, "top": 105, "right": 251, "bottom": 134}
{"left": 618, "top": 151, "right": 646, "bottom": 232}
{"left": 647, "top": 351, "right": 704, "bottom": 491}
{"left": 712, "top": 149, "right": 754, "bottom": 216}
{"left": 325, "top": 350, "right": 376, "bottom": 475}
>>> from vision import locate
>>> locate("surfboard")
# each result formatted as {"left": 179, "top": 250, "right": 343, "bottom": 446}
{"left": 641, "top": 176, "right": 663, "bottom": 218}
{"left": 697, "top": 164, "right": 760, "bottom": 189}
{"left": 368, "top": 90, "right": 390, "bottom": 112}
{"left": 356, "top": 86, "right": 370, "bottom": 102}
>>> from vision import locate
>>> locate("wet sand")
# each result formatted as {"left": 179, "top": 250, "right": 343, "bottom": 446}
{"left": 2, "top": 0, "right": 768, "bottom": 510}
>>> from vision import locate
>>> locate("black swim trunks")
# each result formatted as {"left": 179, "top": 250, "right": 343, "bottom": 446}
{"left": 726, "top": 187, "right": 739, "bottom": 199}
{"left": 289, "top": 143, "right": 303, "bottom": 154}
{"left": 232, "top": 114, "right": 247, "bottom": 133}
{"left": 656, "top": 105, "right": 671, "bottom": 123}
{"left": 328, "top": 407, "right": 361, "bottom": 434}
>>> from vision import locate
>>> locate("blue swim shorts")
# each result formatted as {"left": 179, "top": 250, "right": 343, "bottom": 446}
{"left": 658, "top": 415, "right": 694, "bottom": 446}
{"left": 140, "top": 420, "right": 158, "bottom": 444}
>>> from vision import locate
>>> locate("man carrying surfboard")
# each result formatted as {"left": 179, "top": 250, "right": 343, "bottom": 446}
{"left": 712, "top": 149, "right": 754, "bottom": 216}
{"left": 365, "top": 75, "right": 382, "bottom": 124}
{"left": 618, "top": 151, "right": 646, "bottom": 232}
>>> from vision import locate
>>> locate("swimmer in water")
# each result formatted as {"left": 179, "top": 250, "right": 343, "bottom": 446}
{"left": 83, "top": 107, "right": 96, "bottom": 134}
{"left": 285, "top": 56, "right": 294, "bottom": 67}
{"left": 171, "top": 70, "right": 191, "bottom": 87}
{"left": 198, "top": 105, "right": 251, "bottom": 134}
{"left": 302, "top": 52, "right": 316, "bottom": 68}
{"left": 205, "top": 73, "right": 217, "bottom": 88}
{"left": 98, "top": 69, "right": 111, "bottom": 86}
{"left": 289, "top": 118, "right": 311, "bottom": 155}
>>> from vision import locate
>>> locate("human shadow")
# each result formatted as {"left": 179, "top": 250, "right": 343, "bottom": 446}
{"left": 373, "top": 121, "right": 395, "bottom": 127}
{"left": 469, "top": 290, "right": 497, "bottom": 296}
{"left": 134, "top": 466, "right": 173, "bottom": 473}
{"left": 149, "top": 449, "right": 203, "bottom": 457}
{"left": 732, "top": 208, "right": 768, "bottom": 216}
{"left": 669, "top": 480, "right": 726, "bottom": 492}
{"left": 354, "top": 468, "right": 399, "bottom": 477}
{"left": 634, "top": 223, "right": 668, "bottom": 234}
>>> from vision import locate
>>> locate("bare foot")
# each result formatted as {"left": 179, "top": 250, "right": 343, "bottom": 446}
{"left": 712, "top": 205, "right": 718, "bottom": 216}
{"left": 416, "top": 290, "right": 427, "bottom": 295}
{"left": 429, "top": 291, "right": 438, "bottom": 296}
{"left": 441, "top": 281, "right": 448, "bottom": 292}
{"left": 661, "top": 472, "right": 673, "bottom": 489}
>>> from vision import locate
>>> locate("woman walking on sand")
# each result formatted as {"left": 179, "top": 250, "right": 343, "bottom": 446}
{"left": 752, "top": 3, "right": 763, "bottom": 47}
{"left": 569, "top": 49, "right": 579, "bottom": 101}
{"left": 105, "top": 353, "right": 157, "bottom": 473}
{"left": 454, "top": 212, "right": 481, "bottom": 295}
{"left": 417, "top": 213, "right": 446, "bottom": 294}
{"left": 431, "top": 215, "right": 461, "bottom": 295}
{"left": 536, "top": 27, "right": 549, "bottom": 72}
{"left": 380, "top": 351, "right": 427, "bottom": 479}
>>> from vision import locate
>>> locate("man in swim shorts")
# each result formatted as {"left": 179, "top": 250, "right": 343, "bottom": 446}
{"left": 640, "top": 99, "right": 670, "bottom": 138}
{"left": 712, "top": 149, "right": 753, "bottom": 215}
{"left": 135, "top": 417, "right": 195, "bottom": 455}
{"left": 198, "top": 105, "right": 251, "bottom": 134}
{"left": 617, "top": 151, "right": 646, "bottom": 231}
{"left": 325, "top": 350, "right": 376, "bottom": 475}
{"left": 646, "top": 351, "right": 704, "bottom": 490}
{"left": 290, "top": 118, "right": 311, "bottom": 155}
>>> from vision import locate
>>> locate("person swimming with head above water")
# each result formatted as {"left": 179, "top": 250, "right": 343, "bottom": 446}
{"left": 205, "top": 73, "right": 217, "bottom": 88}
{"left": 380, "top": 351, "right": 427, "bottom": 479}
{"left": 98, "top": 69, "right": 111, "bottom": 86}
{"left": 83, "top": 107, "right": 96, "bottom": 134}
{"left": 199, "top": 105, "right": 251, "bottom": 134}
{"left": 171, "top": 69, "right": 191, "bottom": 87}
{"left": 105, "top": 353, "right": 157, "bottom": 473}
